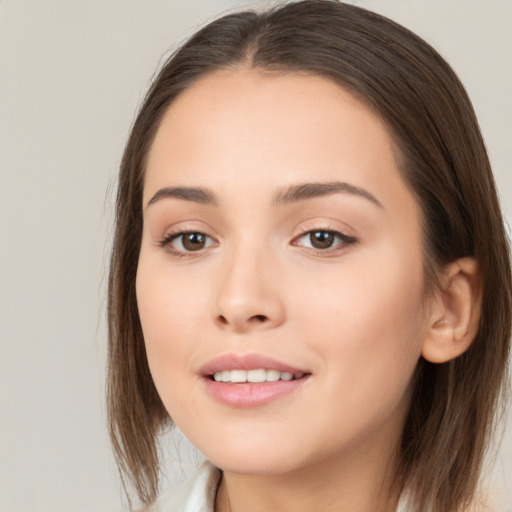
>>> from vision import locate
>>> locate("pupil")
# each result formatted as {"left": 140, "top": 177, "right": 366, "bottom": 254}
{"left": 183, "top": 233, "right": 205, "bottom": 251}
{"left": 311, "top": 231, "right": 334, "bottom": 249}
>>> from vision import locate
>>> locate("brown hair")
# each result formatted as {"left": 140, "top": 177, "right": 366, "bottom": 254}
{"left": 107, "top": 1, "right": 512, "bottom": 510}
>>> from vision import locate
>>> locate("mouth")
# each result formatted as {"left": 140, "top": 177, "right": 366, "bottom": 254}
{"left": 200, "top": 353, "right": 311, "bottom": 408}
{"left": 210, "top": 368, "right": 305, "bottom": 383}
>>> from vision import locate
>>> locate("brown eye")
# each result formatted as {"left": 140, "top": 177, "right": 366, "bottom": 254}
{"left": 309, "top": 231, "right": 336, "bottom": 249}
{"left": 161, "top": 231, "right": 216, "bottom": 253}
{"left": 294, "top": 229, "right": 357, "bottom": 252}
{"left": 181, "top": 232, "right": 207, "bottom": 251}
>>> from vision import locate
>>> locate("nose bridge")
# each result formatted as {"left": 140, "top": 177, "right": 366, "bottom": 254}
{"left": 213, "top": 234, "right": 285, "bottom": 331}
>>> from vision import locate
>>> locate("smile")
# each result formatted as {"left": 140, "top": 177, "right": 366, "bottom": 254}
{"left": 201, "top": 353, "right": 310, "bottom": 408}
{"left": 212, "top": 369, "right": 304, "bottom": 383}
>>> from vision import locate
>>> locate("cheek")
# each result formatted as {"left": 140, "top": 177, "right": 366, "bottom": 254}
{"left": 135, "top": 256, "right": 207, "bottom": 388}
{"left": 296, "top": 250, "right": 427, "bottom": 401}
{"left": 136, "top": 267, "right": 212, "bottom": 430}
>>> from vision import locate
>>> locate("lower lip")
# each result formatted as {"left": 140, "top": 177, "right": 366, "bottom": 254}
{"left": 203, "top": 377, "right": 308, "bottom": 408}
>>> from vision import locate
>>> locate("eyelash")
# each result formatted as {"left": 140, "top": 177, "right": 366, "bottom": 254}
{"left": 292, "top": 227, "right": 357, "bottom": 255}
{"left": 158, "top": 228, "right": 357, "bottom": 258}
{"left": 158, "top": 231, "right": 218, "bottom": 258}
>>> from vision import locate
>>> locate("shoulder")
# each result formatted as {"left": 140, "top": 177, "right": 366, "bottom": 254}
{"left": 149, "top": 461, "right": 222, "bottom": 512}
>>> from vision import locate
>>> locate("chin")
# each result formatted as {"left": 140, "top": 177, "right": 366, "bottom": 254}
{"left": 197, "top": 431, "right": 334, "bottom": 478}
{"left": 191, "top": 432, "right": 304, "bottom": 475}
{"left": 208, "top": 453, "right": 299, "bottom": 476}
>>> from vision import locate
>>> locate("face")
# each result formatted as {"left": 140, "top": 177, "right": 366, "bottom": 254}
{"left": 136, "top": 69, "right": 430, "bottom": 476}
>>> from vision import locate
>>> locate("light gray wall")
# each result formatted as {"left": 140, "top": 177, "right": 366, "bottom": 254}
{"left": 1, "top": 1, "right": 510, "bottom": 511}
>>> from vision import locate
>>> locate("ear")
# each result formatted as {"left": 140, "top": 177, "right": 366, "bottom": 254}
{"left": 422, "top": 257, "right": 482, "bottom": 364}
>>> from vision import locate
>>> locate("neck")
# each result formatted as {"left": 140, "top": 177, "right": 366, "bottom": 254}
{"left": 215, "top": 437, "right": 402, "bottom": 512}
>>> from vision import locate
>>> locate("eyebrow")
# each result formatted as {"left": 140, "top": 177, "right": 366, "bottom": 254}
{"left": 145, "top": 181, "right": 382, "bottom": 209}
{"left": 273, "top": 181, "right": 383, "bottom": 208}
{"left": 146, "top": 186, "right": 216, "bottom": 208}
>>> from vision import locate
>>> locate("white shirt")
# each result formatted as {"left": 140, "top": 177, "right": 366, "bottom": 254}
{"left": 151, "top": 462, "right": 221, "bottom": 512}
{"left": 152, "top": 461, "right": 410, "bottom": 512}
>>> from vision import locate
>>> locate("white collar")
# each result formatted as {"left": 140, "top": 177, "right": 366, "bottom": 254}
{"left": 152, "top": 461, "right": 221, "bottom": 512}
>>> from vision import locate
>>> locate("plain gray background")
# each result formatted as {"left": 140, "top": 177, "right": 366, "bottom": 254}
{"left": 1, "top": 1, "right": 511, "bottom": 511}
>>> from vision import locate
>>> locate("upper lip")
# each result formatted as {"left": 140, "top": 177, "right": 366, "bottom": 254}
{"left": 200, "top": 353, "right": 308, "bottom": 376}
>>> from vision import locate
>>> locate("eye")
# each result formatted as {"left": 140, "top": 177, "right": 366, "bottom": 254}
{"left": 160, "top": 231, "right": 217, "bottom": 253}
{"left": 293, "top": 229, "right": 356, "bottom": 251}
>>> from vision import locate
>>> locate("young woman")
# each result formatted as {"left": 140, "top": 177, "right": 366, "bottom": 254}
{"left": 107, "top": 1, "right": 511, "bottom": 511}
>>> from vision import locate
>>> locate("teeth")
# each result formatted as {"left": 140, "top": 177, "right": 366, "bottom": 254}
{"left": 212, "top": 369, "right": 304, "bottom": 383}
{"left": 230, "top": 370, "right": 246, "bottom": 383}
{"left": 247, "top": 369, "right": 266, "bottom": 383}
{"left": 266, "top": 369, "right": 280, "bottom": 382}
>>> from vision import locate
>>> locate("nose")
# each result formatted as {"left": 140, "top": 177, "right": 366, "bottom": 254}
{"left": 212, "top": 242, "right": 286, "bottom": 332}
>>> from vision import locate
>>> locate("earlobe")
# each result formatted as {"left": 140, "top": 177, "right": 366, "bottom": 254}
{"left": 421, "top": 257, "right": 482, "bottom": 364}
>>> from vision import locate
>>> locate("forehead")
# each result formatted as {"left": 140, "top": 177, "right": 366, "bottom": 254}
{"left": 144, "top": 68, "right": 415, "bottom": 217}
{"left": 147, "top": 69, "right": 389, "bottom": 171}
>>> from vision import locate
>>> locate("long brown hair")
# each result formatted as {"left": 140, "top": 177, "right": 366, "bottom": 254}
{"left": 107, "top": 1, "right": 511, "bottom": 510}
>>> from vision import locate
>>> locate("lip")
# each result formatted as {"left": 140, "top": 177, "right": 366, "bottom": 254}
{"left": 200, "top": 353, "right": 310, "bottom": 408}
{"left": 200, "top": 353, "right": 307, "bottom": 376}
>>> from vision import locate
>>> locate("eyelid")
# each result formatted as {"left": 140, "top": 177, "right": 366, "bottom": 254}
{"left": 291, "top": 225, "right": 357, "bottom": 254}
{"left": 160, "top": 230, "right": 215, "bottom": 246}
{"left": 156, "top": 220, "right": 216, "bottom": 246}
{"left": 158, "top": 227, "right": 219, "bottom": 257}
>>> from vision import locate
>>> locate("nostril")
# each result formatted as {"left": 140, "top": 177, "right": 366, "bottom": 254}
{"left": 215, "top": 312, "right": 273, "bottom": 329}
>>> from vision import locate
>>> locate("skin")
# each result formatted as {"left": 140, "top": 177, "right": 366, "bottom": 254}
{"left": 136, "top": 69, "right": 450, "bottom": 512}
